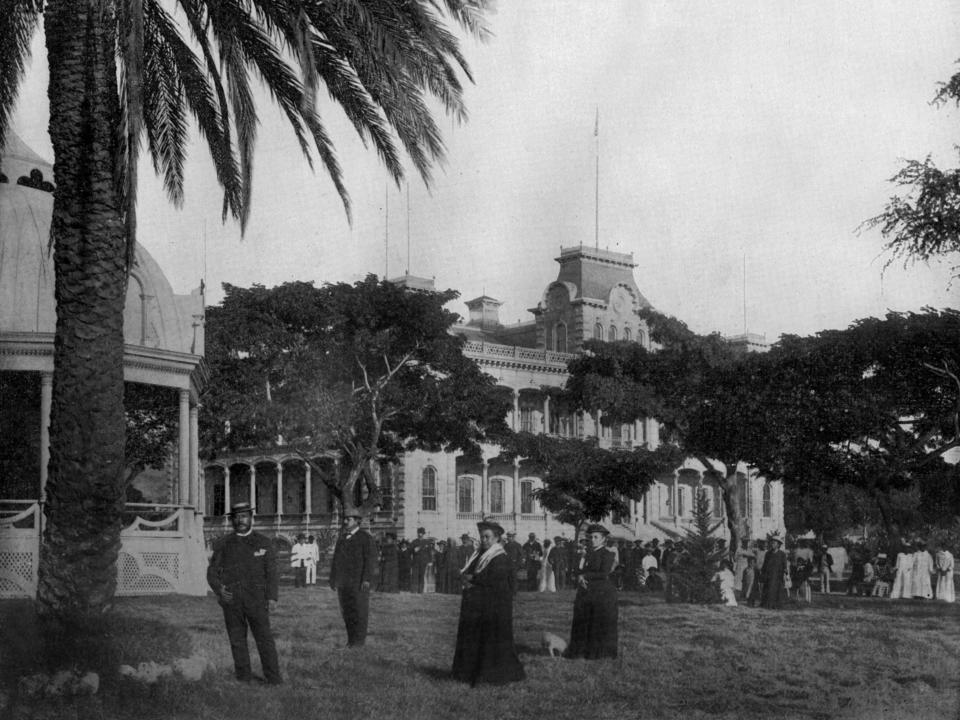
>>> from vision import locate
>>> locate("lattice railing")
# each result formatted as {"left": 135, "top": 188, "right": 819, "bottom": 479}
{"left": 0, "top": 501, "right": 40, "bottom": 598}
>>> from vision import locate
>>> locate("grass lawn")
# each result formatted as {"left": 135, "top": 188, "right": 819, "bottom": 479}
{"left": 2, "top": 587, "right": 959, "bottom": 720}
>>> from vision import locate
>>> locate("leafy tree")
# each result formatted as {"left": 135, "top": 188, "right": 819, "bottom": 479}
{"left": 565, "top": 310, "right": 766, "bottom": 556}
{"left": 495, "top": 432, "right": 683, "bottom": 541}
{"left": 0, "top": 0, "right": 491, "bottom": 622}
{"left": 669, "top": 489, "right": 722, "bottom": 604}
{"left": 123, "top": 382, "right": 177, "bottom": 491}
{"left": 865, "top": 65, "right": 960, "bottom": 278}
{"left": 202, "top": 277, "right": 513, "bottom": 513}
{"left": 763, "top": 310, "right": 960, "bottom": 542}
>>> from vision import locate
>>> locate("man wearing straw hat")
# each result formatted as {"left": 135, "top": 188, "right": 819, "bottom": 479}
{"left": 329, "top": 505, "right": 377, "bottom": 647}
{"left": 207, "top": 502, "right": 282, "bottom": 684}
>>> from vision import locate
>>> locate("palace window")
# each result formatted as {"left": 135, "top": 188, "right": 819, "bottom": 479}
{"left": 520, "top": 480, "right": 534, "bottom": 514}
{"left": 624, "top": 327, "right": 632, "bottom": 341}
{"left": 609, "top": 325, "right": 618, "bottom": 341}
{"left": 520, "top": 406, "right": 535, "bottom": 433}
{"left": 421, "top": 467, "right": 437, "bottom": 511}
{"left": 379, "top": 462, "right": 394, "bottom": 512}
{"left": 458, "top": 476, "right": 474, "bottom": 513}
{"left": 594, "top": 323, "right": 604, "bottom": 341}
{"left": 638, "top": 329, "right": 647, "bottom": 347}
{"left": 713, "top": 486, "right": 723, "bottom": 517}
{"left": 677, "top": 485, "right": 686, "bottom": 516}
{"left": 555, "top": 323, "right": 567, "bottom": 353}
{"left": 489, "top": 478, "right": 504, "bottom": 514}
{"left": 762, "top": 481, "right": 772, "bottom": 518}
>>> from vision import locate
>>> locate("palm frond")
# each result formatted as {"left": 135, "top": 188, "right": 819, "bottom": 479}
{"left": 0, "top": 0, "right": 41, "bottom": 153}
{"left": 151, "top": 0, "right": 244, "bottom": 222}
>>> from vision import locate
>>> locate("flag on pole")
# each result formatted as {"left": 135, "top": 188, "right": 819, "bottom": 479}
{"left": 594, "top": 107, "right": 599, "bottom": 137}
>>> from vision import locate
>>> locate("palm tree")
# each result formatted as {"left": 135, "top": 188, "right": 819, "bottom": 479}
{"left": 0, "top": 0, "right": 491, "bottom": 624}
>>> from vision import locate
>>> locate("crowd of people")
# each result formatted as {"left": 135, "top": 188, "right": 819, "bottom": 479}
{"left": 207, "top": 503, "right": 958, "bottom": 688}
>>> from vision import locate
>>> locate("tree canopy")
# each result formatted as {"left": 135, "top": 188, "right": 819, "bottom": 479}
{"left": 496, "top": 432, "right": 683, "bottom": 538}
{"left": 866, "top": 64, "right": 960, "bottom": 278}
{"left": 202, "top": 277, "right": 513, "bottom": 511}
{"left": 565, "top": 306, "right": 960, "bottom": 545}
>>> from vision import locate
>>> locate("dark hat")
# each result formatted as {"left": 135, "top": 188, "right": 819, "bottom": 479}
{"left": 554, "top": 536, "right": 563, "bottom": 542}
{"left": 477, "top": 520, "right": 505, "bottom": 537}
{"left": 417, "top": 527, "right": 426, "bottom": 535}
{"left": 341, "top": 505, "right": 363, "bottom": 519}
{"left": 506, "top": 531, "right": 516, "bottom": 537}
{"left": 228, "top": 502, "right": 254, "bottom": 517}
{"left": 584, "top": 523, "right": 609, "bottom": 536}
{"left": 461, "top": 533, "right": 471, "bottom": 540}
{"left": 528, "top": 532, "right": 537, "bottom": 538}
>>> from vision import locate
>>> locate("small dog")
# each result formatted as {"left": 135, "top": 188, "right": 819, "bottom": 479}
{"left": 541, "top": 631, "right": 567, "bottom": 658}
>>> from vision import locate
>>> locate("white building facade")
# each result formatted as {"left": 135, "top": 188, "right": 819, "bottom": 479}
{"left": 394, "top": 245, "right": 784, "bottom": 543}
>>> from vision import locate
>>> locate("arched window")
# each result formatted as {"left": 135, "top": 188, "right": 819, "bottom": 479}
{"left": 637, "top": 329, "right": 647, "bottom": 348}
{"left": 609, "top": 325, "right": 617, "bottom": 341}
{"left": 489, "top": 478, "right": 504, "bottom": 514}
{"left": 762, "top": 481, "right": 772, "bottom": 518}
{"left": 458, "top": 476, "right": 474, "bottom": 513}
{"left": 555, "top": 323, "right": 567, "bottom": 353}
{"left": 594, "top": 323, "right": 604, "bottom": 341}
{"left": 624, "top": 327, "right": 632, "bottom": 342}
{"left": 677, "top": 485, "right": 686, "bottom": 516}
{"left": 422, "top": 467, "right": 437, "bottom": 511}
{"left": 520, "top": 480, "right": 534, "bottom": 514}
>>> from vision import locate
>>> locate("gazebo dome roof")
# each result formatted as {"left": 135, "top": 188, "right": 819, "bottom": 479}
{"left": 0, "top": 133, "right": 203, "bottom": 356}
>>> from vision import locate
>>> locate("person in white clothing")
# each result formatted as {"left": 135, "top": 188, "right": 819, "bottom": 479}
{"left": 713, "top": 559, "right": 738, "bottom": 606}
{"left": 538, "top": 539, "right": 557, "bottom": 592}
{"left": 910, "top": 539, "right": 934, "bottom": 599}
{"left": 304, "top": 535, "right": 319, "bottom": 585}
{"left": 641, "top": 548, "right": 659, "bottom": 585}
{"left": 935, "top": 545, "right": 955, "bottom": 603}
{"left": 889, "top": 541, "right": 914, "bottom": 600}
{"left": 290, "top": 535, "right": 307, "bottom": 588}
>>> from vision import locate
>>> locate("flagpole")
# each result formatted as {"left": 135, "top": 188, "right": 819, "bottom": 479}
{"left": 594, "top": 107, "right": 599, "bottom": 250}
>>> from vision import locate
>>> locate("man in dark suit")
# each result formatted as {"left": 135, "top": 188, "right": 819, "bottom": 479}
{"left": 410, "top": 527, "right": 433, "bottom": 593}
{"left": 207, "top": 502, "right": 282, "bottom": 684}
{"left": 503, "top": 531, "right": 523, "bottom": 589}
{"left": 522, "top": 532, "right": 543, "bottom": 591}
{"left": 329, "top": 506, "right": 377, "bottom": 646}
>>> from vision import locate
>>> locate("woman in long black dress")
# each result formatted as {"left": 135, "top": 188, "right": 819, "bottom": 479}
{"left": 565, "top": 523, "right": 618, "bottom": 659}
{"left": 451, "top": 520, "right": 525, "bottom": 686}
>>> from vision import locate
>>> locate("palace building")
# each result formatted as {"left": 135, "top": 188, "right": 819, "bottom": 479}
{"left": 204, "top": 246, "right": 785, "bottom": 548}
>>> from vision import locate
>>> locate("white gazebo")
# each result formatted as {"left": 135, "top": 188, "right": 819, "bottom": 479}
{"left": 0, "top": 133, "right": 208, "bottom": 597}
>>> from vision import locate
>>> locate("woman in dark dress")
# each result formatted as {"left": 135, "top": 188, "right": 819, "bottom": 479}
{"left": 397, "top": 540, "right": 412, "bottom": 592}
{"left": 451, "top": 520, "right": 525, "bottom": 686}
{"left": 378, "top": 533, "right": 399, "bottom": 592}
{"left": 565, "top": 523, "right": 618, "bottom": 659}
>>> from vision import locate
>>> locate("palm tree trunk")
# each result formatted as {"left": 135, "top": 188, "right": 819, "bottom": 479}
{"left": 37, "top": 0, "right": 128, "bottom": 623}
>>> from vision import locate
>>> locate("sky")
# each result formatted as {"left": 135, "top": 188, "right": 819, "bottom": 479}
{"left": 9, "top": 0, "right": 960, "bottom": 340}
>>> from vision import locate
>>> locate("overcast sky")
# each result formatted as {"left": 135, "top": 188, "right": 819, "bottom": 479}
{"left": 10, "top": 0, "right": 960, "bottom": 339}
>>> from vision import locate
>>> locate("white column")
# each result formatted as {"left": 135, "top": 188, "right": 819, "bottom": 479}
{"left": 224, "top": 466, "right": 231, "bottom": 514}
{"left": 249, "top": 464, "right": 256, "bottom": 509}
{"left": 189, "top": 404, "right": 199, "bottom": 508}
{"left": 481, "top": 460, "right": 488, "bottom": 515}
{"left": 175, "top": 390, "right": 189, "bottom": 504}
{"left": 39, "top": 372, "right": 52, "bottom": 502}
{"left": 543, "top": 395, "right": 551, "bottom": 435}
{"left": 512, "top": 460, "right": 520, "bottom": 531}
{"left": 276, "top": 461, "right": 284, "bottom": 518}
{"left": 305, "top": 461, "right": 312, "bottom": 517}
{"left": 512, "top": 389, "right": 519, "bottom": 431}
